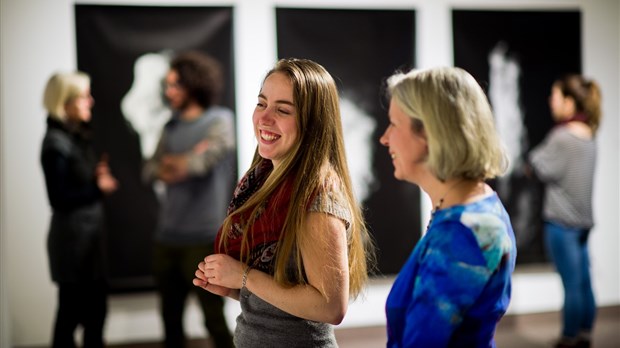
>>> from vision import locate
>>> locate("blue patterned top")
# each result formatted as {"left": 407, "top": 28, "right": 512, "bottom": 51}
{"left": 385, "top": 193, "right": 516, "bottom": 348}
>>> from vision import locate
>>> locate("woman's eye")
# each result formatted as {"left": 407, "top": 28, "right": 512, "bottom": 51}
{"left": 278, "top": 108, "right": 291, "bottom": 115}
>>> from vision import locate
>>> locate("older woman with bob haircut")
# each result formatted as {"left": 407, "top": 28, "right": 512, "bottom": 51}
{"left": 193, "top": 58, "right": 375, "bottom": 347}
{"left": 380, "top": 66, "right": 517, "bottom": 347}
{"left": 41, "top": 71, "right": 118, "bottom": 347}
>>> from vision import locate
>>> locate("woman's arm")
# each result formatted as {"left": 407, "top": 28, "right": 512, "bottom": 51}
{"left": 41, "top": 150, "right": 101, "bottom": 210}
{"left": 194, "top": 212, "right": 349, "bottom": 324}
{"left": 528, "top": 129, "right": 569, "bottom": 182}
{"left": 401, "top": 222, "right": 495, "bottom": 347}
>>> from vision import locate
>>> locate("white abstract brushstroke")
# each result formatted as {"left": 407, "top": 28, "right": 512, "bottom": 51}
{"left": 340, "top": 96, "right": 377, "bottom": 203}
{"left": 489, "top": 42, "right": 538, "bottom": 249}
{"left": 121, "top": 51, "right": 172, "bottom": 159}
{"left": 488, "top": 42, "right": 527, "bottom": 174}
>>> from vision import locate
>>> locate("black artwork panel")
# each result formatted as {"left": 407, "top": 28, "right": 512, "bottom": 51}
{"left": 76, "top": 5, "right": 235, "bottom": 292}
{"left": 277, "top": 8, "right": 418, "bottom": 275}
{"left": 453, "top": 10, "right": 581, "bottom": 264}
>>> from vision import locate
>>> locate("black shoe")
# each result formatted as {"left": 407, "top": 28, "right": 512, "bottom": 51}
{"left": 553, "top": 337, "right": 580, "bottom": 348}
{"left": 576, "top": 338, "right": 591, "bottom": 348}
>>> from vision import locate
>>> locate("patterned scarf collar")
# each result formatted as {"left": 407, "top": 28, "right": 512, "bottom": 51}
{"left": 215, "top": 160, "right": 294, "bottom": 274}
{"left": 557, "top": 112, "right": 589, "bottom": 127}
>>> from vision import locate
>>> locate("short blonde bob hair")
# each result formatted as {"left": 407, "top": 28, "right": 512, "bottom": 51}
{"left": 43, "top": 71, "right": 90, "bottom": 122}
{"left": 387, "top": 66, "right": 508, "bottom": 181}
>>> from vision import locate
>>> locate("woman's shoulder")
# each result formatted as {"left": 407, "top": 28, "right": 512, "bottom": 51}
{"left": 550, "top": 124, "right": 592, "bottom": 142}
{"left": 42, "top": 126, "right": 73, "bottom": 155}
{"left": 453, "top": 194, "right": 511, "bottom": 235}
{"left": 565, "top": 122, "right": 593, "bottom": 140}
{"left": 434, "top": 195, "right": 514, "bottom": 270}
{"left": 308, "top": 164, "right": 352, "bottom": 228}
{"left": 320, "top": 164, "right": 344, "bottom": 190}
{"left": 460, "top": 196, "right": 514, "bottom": 269}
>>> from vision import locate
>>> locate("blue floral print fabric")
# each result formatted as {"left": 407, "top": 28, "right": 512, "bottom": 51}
{"left": 386, "top": 193, "right": 516, "bottom": 348}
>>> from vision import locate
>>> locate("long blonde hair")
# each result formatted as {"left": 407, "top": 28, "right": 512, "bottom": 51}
{"left": 221, "top": 58, "right": 374, "bottom": 297}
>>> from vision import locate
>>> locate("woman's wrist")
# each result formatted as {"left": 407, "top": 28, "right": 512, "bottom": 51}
{"left": 242, "top": 265, "right": 251, "bottom": 289}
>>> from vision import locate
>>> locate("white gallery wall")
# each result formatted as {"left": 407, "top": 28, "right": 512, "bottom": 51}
{"left": 1, "top": 0, "right": 618, "bottom": 346}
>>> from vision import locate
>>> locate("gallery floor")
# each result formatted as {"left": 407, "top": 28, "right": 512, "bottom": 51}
{"left": 98, "top": 305, "right": 619, "bottom": 348}
{"left": 17, "top": 305, "right": 618, "bottom": 347}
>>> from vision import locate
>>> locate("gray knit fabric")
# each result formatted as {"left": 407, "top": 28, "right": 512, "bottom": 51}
{"left": 143, "top": 106, "right": 236, "bottom": 244}
{"left": 233, "top": 187, "right": 351, "bottom": 348}
{"left": 234, "top": 286, "right": 337, "bottom": 348}
{"left": 529, "top": 126, "right": 596, "bottom": 229}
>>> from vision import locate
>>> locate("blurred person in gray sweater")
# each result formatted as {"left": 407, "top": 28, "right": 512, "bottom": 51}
{"left": 528, "top": 74, "right": 602, "bottom": 348}
{"left": 143, "top": 51, "right": 236, "bottom": 348}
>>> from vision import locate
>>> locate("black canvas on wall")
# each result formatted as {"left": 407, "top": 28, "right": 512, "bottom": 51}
{"left": 452, "top": 10, "right": 581, "bottom": 264}
{"left": 277, "top": 8, "right": 418, "bottom": 275}
{"left": 75, "top": 5, "right": 236, "bottom": 292}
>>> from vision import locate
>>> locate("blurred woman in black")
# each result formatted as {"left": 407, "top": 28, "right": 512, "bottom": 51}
{"left": 40, "top": 71, "right": 118, "bottom": 348}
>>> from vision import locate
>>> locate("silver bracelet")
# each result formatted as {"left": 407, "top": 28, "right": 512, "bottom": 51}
{"left": 242, "top": 265, "right": 251, "bottom": 289}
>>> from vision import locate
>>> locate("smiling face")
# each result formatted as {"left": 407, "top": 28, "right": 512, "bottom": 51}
{"left": 253, "top": 72, "right": 299, "bottom": 168}
{"left": 379, "top": 98, "right": 428, "bottom": 183}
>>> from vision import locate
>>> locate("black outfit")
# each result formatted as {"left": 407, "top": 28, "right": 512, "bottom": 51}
{"left": 41, "top": 116, "right": 108, "bottom": 348}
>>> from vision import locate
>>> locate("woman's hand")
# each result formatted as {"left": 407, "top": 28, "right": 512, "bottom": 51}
{"left": 95, "top": 154, "right": 118, "bottom": 194}
{"left": 229, "top": 213, "right": 349, "bottom": 324}
{"left": 193, "top": 254, "right": 244, "bottom": 299}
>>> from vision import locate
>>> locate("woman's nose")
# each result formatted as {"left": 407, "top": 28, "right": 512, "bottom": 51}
{"left": 379, "top": 127, "right": 389, "bottom": 146}
{"left": 256, "top": 108, "right": 274, "bottom": 125}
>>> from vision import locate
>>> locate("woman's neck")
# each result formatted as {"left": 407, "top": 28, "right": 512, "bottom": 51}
{"left": 426, "top": 178, "right": 489, "bottom": 212}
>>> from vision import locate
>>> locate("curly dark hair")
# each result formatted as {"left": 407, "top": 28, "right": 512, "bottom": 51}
{"left": 170, "top": 50, "right": 224, "bottom": 108}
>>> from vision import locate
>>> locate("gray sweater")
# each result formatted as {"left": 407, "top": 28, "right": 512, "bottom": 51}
{"left": 143, "top": 106, "right": 236, "bottom": 244}
{"left": 529, "top": 126, "right": 596, "bottom": 229}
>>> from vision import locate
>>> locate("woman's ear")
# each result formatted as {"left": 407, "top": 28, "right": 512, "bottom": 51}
{"left": 563, "top": 96, "right": 576, "bottom": 115}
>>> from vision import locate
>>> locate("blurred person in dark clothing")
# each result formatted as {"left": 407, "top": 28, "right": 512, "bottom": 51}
{"left": 41, "top": 71, "right": 118, "bottom": 348}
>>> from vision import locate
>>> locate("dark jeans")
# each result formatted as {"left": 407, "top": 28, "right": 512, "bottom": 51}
{"left": 544, "top": 221, "right": 596, "bottom": 338}
{"left": 153, "top": 242, "right": 233, "bottom": 348}
{"left": 52, "top": 282, "right": 107, "bottom": 348}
